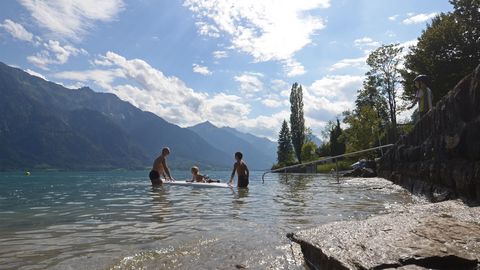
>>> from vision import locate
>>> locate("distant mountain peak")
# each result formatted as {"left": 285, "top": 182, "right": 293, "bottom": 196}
{"left": 193, "top": 120, "right": 217, "bottom": 128}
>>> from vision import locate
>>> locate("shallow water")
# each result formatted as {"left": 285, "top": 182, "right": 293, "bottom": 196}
{"left": 0, "top": 171, "right": 419, "bottom": 269}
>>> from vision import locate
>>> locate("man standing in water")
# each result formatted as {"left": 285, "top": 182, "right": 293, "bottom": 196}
{"left": 228, "top": 152, "right": 249, "bottom": 188}
{"left": 408, "top": 75, "right": 433, "bottom": 119}
{"left": 149, "top": 147, "right": 174, "bottom": 186}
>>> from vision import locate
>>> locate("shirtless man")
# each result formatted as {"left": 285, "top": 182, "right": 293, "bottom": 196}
{"left": 149, "top": 147, "right": 174, "bottom": 186}
{"left": 228, "top": 152, "right": 249, "bottom": 188}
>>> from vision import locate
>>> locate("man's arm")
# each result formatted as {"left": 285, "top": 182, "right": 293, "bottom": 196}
{"left": 162, "top": 159, "right": 173, "bottom": 180}
{"left": 245, "top": 164, "right": 249, "bottom": 178}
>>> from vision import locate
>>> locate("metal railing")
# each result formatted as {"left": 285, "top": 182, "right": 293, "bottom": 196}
{"left": 262, "top": 144, "right": 394, "bottom": 183}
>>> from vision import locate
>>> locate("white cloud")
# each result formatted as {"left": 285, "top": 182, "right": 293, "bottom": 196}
{"left": 402, "top": 12, "right": 438, "bottom": 25}
{"left": 329, "top": 56, "right": 367, "bottom": 71}
{"left": 192, "top": 63, "right": 212, "bottom": 75}
{"left": 385, "top": 30, "right": 396, "bottom": 38}
{"left": 27, "top": 40, "right": 87, "bottom": 70}
{"left": 24, "top": 69, "right": 46, "bottom": 80}
{"left": 234, "top": 73, "right": 263, "bottom": 96}
{"left": 54, "top": 52, "right": 252, "bottom": 128}
{"left": 302, "top": 75, "right": 364, "bottom": 135}
{"left": 53, "top": 68, "right": 124, "bottom": 90}
{"left": 184, "top": 0, "right": 329, "bottom": 76}
{"left": 19, "top": 0, "right": 124, "bottom": 41}
{"left": 212, "top": 50, "right": 228, "bottom": 59}
{"left": 388, "top": 15, "right": 399, "bottom": 21}
{"left": 235, "top": 110, "right": 290, "bottom": 140}
{"left": 282, "top": 58, "right": 306, "bottom": 77}
{"left": 271, "top": 79, "right": 289, "bottom": 91}
{"left": 0, "top": 19, "right": 34, "bottom": 42}
{"left": 354, "top": 37, "right": 380, "bottom": 49}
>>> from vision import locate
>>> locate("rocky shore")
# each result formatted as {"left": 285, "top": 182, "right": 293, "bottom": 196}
{"left": 288, "top": 66, "right": 480, "bottom": 269}
{"left": 288, "top": 200, "right": 480, "bottom": 269}
{"left": 378, "top": 65, "right": 480, "bottom": 205}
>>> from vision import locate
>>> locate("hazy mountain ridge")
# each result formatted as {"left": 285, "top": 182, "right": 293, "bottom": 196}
{"left": 188, "top": 121, "right": 275, "bottom": 170}
{"left": 0, "top": 62, "right": 241, "bottom": 170}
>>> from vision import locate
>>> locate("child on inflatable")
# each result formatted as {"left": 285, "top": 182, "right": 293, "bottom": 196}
{"left": 189, "top": 166, "right": 219, "bottom": 183}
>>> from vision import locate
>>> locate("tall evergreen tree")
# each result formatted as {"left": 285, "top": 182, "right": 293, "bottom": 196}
{"left": 276, "top": 120, "right": 294, "bottom": 165}
{"left": 330, "top": 119, "right": 346, "bottom": 156}
{"left": 289, "top": 82, "right": 305, "bottom": 162}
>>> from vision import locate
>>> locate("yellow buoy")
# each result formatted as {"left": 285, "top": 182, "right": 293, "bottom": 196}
{"left": 24, "top": 171, "right": 31, "bottom": 176}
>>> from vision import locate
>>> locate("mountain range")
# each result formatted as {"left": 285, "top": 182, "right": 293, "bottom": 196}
{"left": 0, "top": 62, "right": 276, "bottom": 171}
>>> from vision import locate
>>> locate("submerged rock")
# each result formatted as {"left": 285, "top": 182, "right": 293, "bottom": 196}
{"left": 288, "top": 200, "right": 480, "bottom": 270}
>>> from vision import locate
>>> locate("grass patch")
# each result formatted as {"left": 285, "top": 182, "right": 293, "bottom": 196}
{"left": 316, "top": 160, "right": 353, "bottom": 173}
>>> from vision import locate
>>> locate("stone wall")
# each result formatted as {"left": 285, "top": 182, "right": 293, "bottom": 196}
{"left": 378, "top": 64, "right": 480, "bottom": 204}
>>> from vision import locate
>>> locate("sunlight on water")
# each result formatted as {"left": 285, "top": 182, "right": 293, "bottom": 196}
{"left": 0, "top": 171, "right": 420, "bottom": 269}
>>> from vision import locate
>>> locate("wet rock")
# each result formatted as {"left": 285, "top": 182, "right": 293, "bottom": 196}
{"left": 288, "top": 201, "right": 480, "bottom": 270}
{"left": 343, "top": 167, "right": 376, "bottom": 178}
{"left": 378, "top": 65, "right": 480, "bottom": 204}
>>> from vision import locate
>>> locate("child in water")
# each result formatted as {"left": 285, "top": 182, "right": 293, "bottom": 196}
{"left": 189, "top": 166, "right": 220, "bottom": 183}
{"left": 228, "top": 152, "right": 249, "bottom": 188}
{"left": 190, "top": 166, "right": 206, "bottom": 182}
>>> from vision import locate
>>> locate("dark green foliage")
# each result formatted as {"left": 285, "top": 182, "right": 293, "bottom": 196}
{"left": 330, "top": 119, "right": 346, "bottom": 156}
{"left": 402, "top": 0, "right": 480, "bottom": 103}
{"left": 316, "top": 142, "right": 331, "bottom": 157}
{"left": 301, "top": 141, "right": 318, "bottom": 162}
{"left": 276, "top": 120, "right": 295, "bottom": 166}
{"left": 289, "top": 82, "right": 305, "bottom": 162}
{"left": 355, "top": 74, "right": 389, "bottom": 124}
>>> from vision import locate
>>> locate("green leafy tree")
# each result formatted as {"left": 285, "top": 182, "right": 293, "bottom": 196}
{"left": 276, "top": 120, "right": 295, "bottom": 166}
{"left": 290, "top": 82, "right": 305, "bottom": 162}
{"left": 402, "top": 0, "right": 480, "bottom": 103}
{"left": 355, "top": 73, "right": 389, "bottom": 123}
{"left": 316, "top": 142, "right": 331, "bottom": 157}
{"left": 367, "top": 44, "right": 403, "bottom": 142}
{"left": 301, "top": 141, "right": 318, "bottom": 162}
{"left": 342, "top": 106, "right": 382, "bottom": 157}
{"left": 330, "top": 119, "right": 346, "bottom": 156}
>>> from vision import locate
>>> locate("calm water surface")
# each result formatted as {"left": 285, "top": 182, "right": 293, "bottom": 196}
{"left": 0, "top": 171, "right": 420, "bottom": 269}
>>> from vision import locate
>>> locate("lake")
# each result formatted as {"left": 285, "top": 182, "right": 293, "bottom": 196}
{"left": 0, "top": 170, "right": 420, "bottom": 269}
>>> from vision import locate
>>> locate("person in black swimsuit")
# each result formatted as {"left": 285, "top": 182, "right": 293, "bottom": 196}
{"left": 149, "top": 147, "right": 174, "bottom": 186}
{"left": 228, "top": 152, "right": 249, "bottom": 188}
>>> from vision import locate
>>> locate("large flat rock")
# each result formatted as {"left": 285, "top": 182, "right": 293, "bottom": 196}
{"left": 288, "top": 201, "right": 480, "bottom": 269}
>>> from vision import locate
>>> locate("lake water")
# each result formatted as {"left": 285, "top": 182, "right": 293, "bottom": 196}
{"left": 0, "top": 170, "right": 420, "bottom": 269}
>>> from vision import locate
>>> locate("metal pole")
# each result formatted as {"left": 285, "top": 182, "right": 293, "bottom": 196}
{"left": 335, "top": 158, "right": 339, "bottom": 183}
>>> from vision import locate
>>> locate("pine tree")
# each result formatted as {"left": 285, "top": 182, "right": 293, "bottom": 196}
{"left": 330, "top": 119, "right": 346, "bottom": 156}
{"left": 277, "top": 120, "right": 294, "bottom": 166}
{"left": 289, "top": 82, "right": 305, "bottom": 162}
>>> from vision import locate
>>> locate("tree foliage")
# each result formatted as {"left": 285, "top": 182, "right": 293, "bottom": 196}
{"left": 402, "top": 0, "right": 480, "bottom": 103}
{"left": 329, "top": 119, "right": 346, "bottom": 156}
{"left": 301, "top": 141, "right": 318, "bottom": 162}
{"left": 367, "top": 44, "right": 403, "bottom": 142}
{"left": 342, "top": 106, "right": 382, "bottom": 157}
{"left": 355, "top": 73, "right": 389, "bottom": 124}
{"left": 276, "top": 120, "right": 295, "bottom": 166}
{"left": 289, "top": 82, "right": 305, "bottom": 162}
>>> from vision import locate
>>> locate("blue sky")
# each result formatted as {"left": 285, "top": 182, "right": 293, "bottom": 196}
{"left": 0, "top": 0, "right": 453, "bottom": 140}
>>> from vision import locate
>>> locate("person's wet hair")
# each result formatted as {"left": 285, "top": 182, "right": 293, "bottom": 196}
{"left": 162, "top": 147, "right": 170, "bottom": 154}
{"left": 235, "top": 152, "right": 243, "bottom": 159}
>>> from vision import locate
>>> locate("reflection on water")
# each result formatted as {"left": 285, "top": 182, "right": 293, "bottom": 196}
{"left": 0, "top": 171, "right": 419, "bottom": 269}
